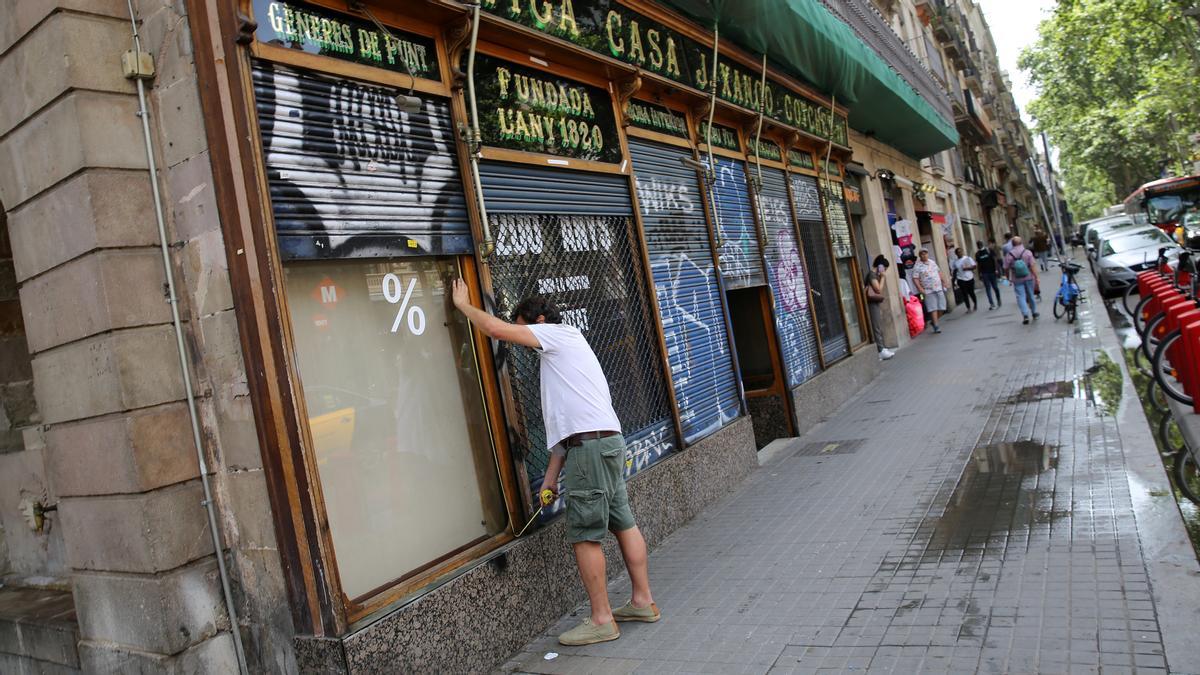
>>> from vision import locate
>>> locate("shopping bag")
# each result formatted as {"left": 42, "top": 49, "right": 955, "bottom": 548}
{"left": 905, "top": 296, "right": 925, "bottom": 338}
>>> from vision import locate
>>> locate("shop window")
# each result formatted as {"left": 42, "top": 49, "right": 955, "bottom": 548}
{"left": 283, "top": 258, "right": 505, "bottom": 600}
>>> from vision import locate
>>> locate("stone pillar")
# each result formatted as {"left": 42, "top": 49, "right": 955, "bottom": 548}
{"left": 0, "top": 2, "right": 293, "bottom": 671}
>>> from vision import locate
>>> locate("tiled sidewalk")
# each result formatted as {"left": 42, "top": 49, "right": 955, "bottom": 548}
{"left": 499, "top": 268, "right": 1195, "bottom": 674}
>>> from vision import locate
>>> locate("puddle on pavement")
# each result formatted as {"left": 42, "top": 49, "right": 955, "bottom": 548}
{"left": 916, "top": 441, "right": 1065, "bottom": 559}
{"left": 1001, "top": 351, "right": 1122, "bottom": 415}
{"left": 1106, "top": 299, "right": 1143, "bottom": 349}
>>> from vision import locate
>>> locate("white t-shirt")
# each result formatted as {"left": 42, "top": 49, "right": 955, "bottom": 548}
{"left": 954, "top": 256, "right": 976, "bottom": 281}
{"left": 525, "top": 323, "right": 622, "bottom": 453}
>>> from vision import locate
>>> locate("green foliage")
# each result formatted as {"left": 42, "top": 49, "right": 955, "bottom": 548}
{"left": 1019, "top": 0, "right": 1200, "bottom": 221}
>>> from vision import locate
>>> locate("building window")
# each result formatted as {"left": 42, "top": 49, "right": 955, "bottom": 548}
{"left": 283, "top": 258, "right": 506, "bottom": 600}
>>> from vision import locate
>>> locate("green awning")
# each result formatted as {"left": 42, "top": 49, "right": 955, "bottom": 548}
{"left": 658, "top": 0, "right": 959, "bottom": 159}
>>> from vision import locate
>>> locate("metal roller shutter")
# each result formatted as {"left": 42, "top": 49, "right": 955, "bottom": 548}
{"left": 480, "top": 162, "right": 676, "bottom": 483}
{"left": 760, "top": 168, "right": 821, "bottom": 386}
{"left": 629, "top": 139, "right": 741, "bottom": 444}
{"left": 790, "top": 174, "right": 849, "bottom": 362}
{"left": 252, "top": 61, "right": 471, "bottom": 260}
{"left": 706, "top": 158, "right": 766, "bottom": 289}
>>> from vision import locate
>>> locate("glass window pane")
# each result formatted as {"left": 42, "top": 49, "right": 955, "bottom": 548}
{"left": 836, "top": 258, "right": 864, "bottom": 345}
{"left": 284, "top": 258, "right": 505, "bottom": 599}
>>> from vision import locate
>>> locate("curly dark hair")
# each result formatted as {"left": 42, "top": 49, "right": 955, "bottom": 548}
{"left": 510, "top": 296, "right": 563, "bottom": 324}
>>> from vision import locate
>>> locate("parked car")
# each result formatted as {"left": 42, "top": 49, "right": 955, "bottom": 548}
{"left": 1094, "top": 226, "right": 1180, "bottom": 296}
{"left": 1085, "top": 217, "right": 1139, "bottom": 273}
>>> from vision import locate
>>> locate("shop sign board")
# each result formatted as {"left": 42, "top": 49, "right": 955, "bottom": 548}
{"left": 254, "top": 0, "right": 440, "bottom": 80}
{"left": 473, "top": 55, "right": 622, "bottom": 163}
{"left": 788, "top": 149, "right": 816, "bottom": 171}
{"left": 747, "top": 138, "right": 782, "bottom": 163}
{"left": 480, "top": 0, "right": 848, "bottom": 146}
{"left": 699, "top": 122, "right": 741, "bottom": 152}
{"left": 625, "top": 100, "right": 690, "bottom": 139}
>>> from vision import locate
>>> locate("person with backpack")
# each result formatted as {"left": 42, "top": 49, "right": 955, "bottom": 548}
{"left": 1003, "top": 236, "right": 1040, "bottom": 324}
{"left": 975, "top": 239, "right": 1002, "bottom": 310}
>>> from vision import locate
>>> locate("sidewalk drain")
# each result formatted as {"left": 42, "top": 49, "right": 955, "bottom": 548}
{"left": 791, "top": 439, "right": 866, "bottom": 457}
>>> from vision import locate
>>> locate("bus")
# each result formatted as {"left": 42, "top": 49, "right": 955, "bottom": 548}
{"left": 1122, "top": 174, "right": 1200, "bottom": 241}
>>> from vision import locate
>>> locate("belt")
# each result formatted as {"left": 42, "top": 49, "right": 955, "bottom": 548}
{"left": 564, "top": 430, "right": 619, "bottom": 448}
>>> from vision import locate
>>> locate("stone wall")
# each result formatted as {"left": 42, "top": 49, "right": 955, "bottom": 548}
{"left": 0, "top": 1, "right": 292, "bottom": 671}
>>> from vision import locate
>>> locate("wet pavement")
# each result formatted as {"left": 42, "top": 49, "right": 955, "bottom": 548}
{"left": 499, "top": 261, "right": 1200, "bottom": 674}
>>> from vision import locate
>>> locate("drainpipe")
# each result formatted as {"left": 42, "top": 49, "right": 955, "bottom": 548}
{"left": 123, "top": 3, "right": 249, "bottom": 673}
{"left": 462, "top": 1, "right": 495, "bottom": 260}
{"left": 752, "top": 53, "right": 768, "bottom": 250}
{"left": 698, "top": 25, "right": 722, "bottom": 248}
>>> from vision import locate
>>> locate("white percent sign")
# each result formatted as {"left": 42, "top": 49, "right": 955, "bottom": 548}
{"left": 381, "top": 273, "right": 426, "bottom": 335}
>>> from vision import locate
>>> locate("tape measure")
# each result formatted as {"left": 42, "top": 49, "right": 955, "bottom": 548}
{"left": 515, "top": 489, "right": 560, "bottom": 537}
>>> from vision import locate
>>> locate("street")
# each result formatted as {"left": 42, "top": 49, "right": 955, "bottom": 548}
{"left": 499, "top": 263, "right": 1200, "bottom": 674}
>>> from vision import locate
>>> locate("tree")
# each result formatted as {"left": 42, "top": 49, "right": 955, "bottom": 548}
{"left": 1019, "top": 0, "right": 1200, "bottom": 220}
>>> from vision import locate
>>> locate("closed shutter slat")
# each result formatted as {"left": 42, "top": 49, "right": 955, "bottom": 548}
{"left": 761, "top": 168, "right": 821, "bottom": 387}
{"left": 707, "top": 158, "right": 765, "bottom": 289}
{"left": 252, "top": 61, "right": 471, "bottom": 260}
{"left": 630, "top": 139, "right": 741, "bottom": 444}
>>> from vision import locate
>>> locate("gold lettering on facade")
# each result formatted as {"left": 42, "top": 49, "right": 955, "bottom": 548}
{"left": 606, "top": 11, "right": 624, "bottom": 56}
{"left": 647, "top": 29, "right": 663, "bottom": 69}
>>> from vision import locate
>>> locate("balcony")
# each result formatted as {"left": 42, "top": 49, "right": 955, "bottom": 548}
{"left": 819, "top": 0, "right": 955, "bottom": 134}
{"left": 955, "top": 88, "right": 993, "bottom": 143}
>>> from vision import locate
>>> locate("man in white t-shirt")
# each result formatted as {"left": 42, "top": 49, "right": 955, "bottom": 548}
{"left": 951, "top": 246, "right": 978, "bottom": 312}
{"left": 451, "top": 280, "right": 658, "bottom": 646}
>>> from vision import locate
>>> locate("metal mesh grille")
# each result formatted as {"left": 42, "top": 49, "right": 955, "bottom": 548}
{"left": 791, "top": 174, "right": 848, "bottom": 362}
{"left": 486, "top": 213, "right": 674, "bottom": 485}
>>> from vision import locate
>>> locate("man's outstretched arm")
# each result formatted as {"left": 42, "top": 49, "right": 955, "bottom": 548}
{"left": 450, "top": 279, "right": 542, "bottom": 349}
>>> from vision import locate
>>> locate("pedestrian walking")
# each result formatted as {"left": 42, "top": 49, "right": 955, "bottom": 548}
{"left": 952, "top": 247, "right": 978, "bottom": 312}
{"left": 1002, "top": 236, "right": 1040, "bottom": 324}
{"left": 1032, "top": 229, "right": 1051, "bottom": 271}
{"left": 451, "top": 281, "right": 659, "bottom": 645}
{"left": 1001, "top": 231, "right": 1015, "bottom": 257}
{"left": 975, "top": 239, "right": 1002, "bottom": 310}
{"left": 912, "top": 248, "right": 949, "bottom": 334}
{"left": 863, "top": 255, "right": 896, "bottom": 361}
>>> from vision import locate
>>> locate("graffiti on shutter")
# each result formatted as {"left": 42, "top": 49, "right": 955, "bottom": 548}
{"left": 706, "top": 158, "right": 765, "bottom": 289}
{"left": 761, "top": 168, "right": 820, "bottom": 386}
{"left": 480, "top": 163, "right": 676, "bottom": 485}
{"left": 252, "top": 61, "right": 470, "bottom": 259}
{"left": 630, "top": 139, "right": 741, "bottom": 444}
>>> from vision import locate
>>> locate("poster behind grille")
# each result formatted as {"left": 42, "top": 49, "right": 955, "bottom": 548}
{"left": 481, "top": 163, "right": 676, "bottom": 489}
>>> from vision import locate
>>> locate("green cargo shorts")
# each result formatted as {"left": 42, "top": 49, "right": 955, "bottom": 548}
{"left": 564, "top": 434, "right": 636, "bottom": 543}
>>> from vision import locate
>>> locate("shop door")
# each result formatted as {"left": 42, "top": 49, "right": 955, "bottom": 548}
{"left": 761, "top": 168, "right": 820, "bottom": 386}
{"left": 790, "top": 173, "right": 849, "bottom": 362}
{"left": 629, "top": 139, "right": 741, "bottom": 444}
{"left": 480, "top": 162, "right": 677, "bottom": 486}
{"left": 252, "top": 62, "right": 506, "bottom": 601}
{"left": 707, "top": 158, "right": 766, "bottom": 289}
